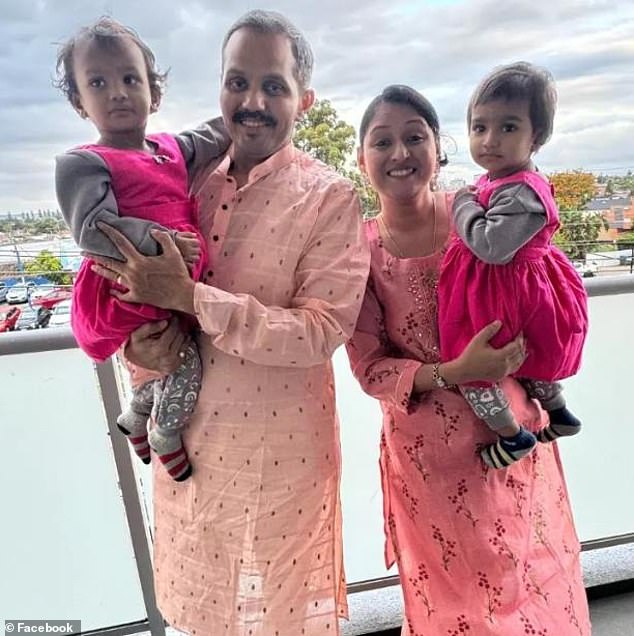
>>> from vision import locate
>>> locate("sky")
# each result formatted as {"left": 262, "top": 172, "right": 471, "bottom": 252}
{"left": 1, "top": 0, "right": 633, "bottom": 213}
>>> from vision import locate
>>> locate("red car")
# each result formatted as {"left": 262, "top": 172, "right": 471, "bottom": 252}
{"left": 32, "top": 287, "right": 73, "bottom": 310}
{"left": 0, "top": 307, "right": 21, "bottom": 332}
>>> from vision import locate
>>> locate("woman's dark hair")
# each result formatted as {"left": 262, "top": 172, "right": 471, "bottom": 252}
{"left": 54, "top": 16, "right": 167, "bottom": 103}
{"left": 467, "top": 61, "right": 557, "bottom": 148}
{"left": 359, "top": 85, "right": 448, "bottom": 166}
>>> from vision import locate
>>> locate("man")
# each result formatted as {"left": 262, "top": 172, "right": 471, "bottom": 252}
{"left": 93, "top": 10, "right": 370, "bottom": 635}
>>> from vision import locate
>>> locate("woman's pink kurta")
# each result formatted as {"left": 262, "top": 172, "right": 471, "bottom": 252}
{"left": 151, "top": 144, "right": 370, "bottom": 635}
{"left": 347, "top": 202, "right": 590, "bottom": 635}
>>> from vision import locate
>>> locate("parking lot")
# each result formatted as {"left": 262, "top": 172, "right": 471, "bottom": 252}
{"left": 0, "top": 286, "right": 72, "bottom": 332}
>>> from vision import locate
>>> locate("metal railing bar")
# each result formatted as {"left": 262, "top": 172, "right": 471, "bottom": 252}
{"left": 580, "top": 533, "right": 634, "bottom": 551}
{"left": 1, "top": 276, "right": 633, "bottom": 358}
{"left": 94, "top": 360, "right": 166, "bottom": 636}
{"left": 347, "top": 575, "right": 401, "bottom": 595}
{"left": 0, "top": 325, "right": 76, "bottom": 356}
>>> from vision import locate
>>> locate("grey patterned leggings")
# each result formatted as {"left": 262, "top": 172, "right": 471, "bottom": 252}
{"left": 461, "top": 379, "right": 565, "bottom": 432}
{"left": 129, "top": 340, "right": 202, "bottom": 453}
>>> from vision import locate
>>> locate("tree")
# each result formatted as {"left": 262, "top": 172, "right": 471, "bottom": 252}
{"left": 553, "top": 210, "right": 606, "bottom": 261}
{"left": 33, "top": 217, "right": 64, "bottom": 234}
{"left": 548, "top": 171, "right": 603, "bottom": 261}
{"left": 294, "top": 99, "right": 356, "bottom": 173}
{"left": 23, "top": 250, "right": 71, "bottom": 284}
{"left": 293, "top": 99, "right": 378, "bottom": 216}
{"left": 346, "top": 169, "right": 379, "bottom": 218}
{"left": 549, "top": 170, "right": 596, "bottom": 211}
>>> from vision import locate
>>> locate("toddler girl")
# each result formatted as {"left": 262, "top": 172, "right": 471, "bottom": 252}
{"left": 54, "top": 17, "right": 229, "bottom": 480}
{"left": 438, "top": 62, "right": 588, "bottom": 469}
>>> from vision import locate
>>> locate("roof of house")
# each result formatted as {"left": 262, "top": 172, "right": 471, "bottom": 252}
{"left": 586, "top": 196, "right": 632, "bottom": 210}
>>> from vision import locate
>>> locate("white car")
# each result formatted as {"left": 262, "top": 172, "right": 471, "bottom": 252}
{"left": 6, "top": 283, "right": 34, "bottom": 304}
{"left": 48, "top": 299, "right": 72, "bottom": 327}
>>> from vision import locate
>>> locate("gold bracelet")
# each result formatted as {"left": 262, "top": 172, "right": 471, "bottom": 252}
{"left": 432, "top": 362, "right": 450, "bottom": 389}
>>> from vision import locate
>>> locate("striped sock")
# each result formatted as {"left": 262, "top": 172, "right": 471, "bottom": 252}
{"left": 148, "top": 429, "right": 192, "bottom": 482}
{"left": 156, "top": 445, "right": 192, "bottom": 482}
{"left": 536, "top": 407, "right": 582, "bottom": 443}
{"left": 116, "top": 418, "right": 151, "bottom": 465}
{"left": 481, "top": 427, "right": 537, "bottom": 469}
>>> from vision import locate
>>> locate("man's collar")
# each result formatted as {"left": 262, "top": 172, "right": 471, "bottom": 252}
{"left": 227, "top": 142, "right": 296, "bottom": 185}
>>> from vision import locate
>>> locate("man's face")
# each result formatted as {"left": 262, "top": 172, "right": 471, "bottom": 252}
{"left": 221, "top": 28, "right": 314, "bottom": 169}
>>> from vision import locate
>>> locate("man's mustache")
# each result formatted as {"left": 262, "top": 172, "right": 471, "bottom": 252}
{"left": 233, "top": 110, "right": 277, "bottom": 126}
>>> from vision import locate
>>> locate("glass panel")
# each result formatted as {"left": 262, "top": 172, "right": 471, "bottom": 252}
{"left": 559, "top": 293, "right": 634, "bottom": 541}
{"left": 336, "top": 346, "right": 390, "bottom": 583}
{"left": 0, "top": 349, "right": 146, "bottom": 628}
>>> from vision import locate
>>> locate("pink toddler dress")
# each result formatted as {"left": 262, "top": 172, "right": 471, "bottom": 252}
{"left": 438, "top": 170, "right": 588, "bottom": 383}
{"left": 71, "top": 133, "right": 208, "bottom": 362}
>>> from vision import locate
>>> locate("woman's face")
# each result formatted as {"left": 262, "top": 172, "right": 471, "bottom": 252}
{"left": 358, "top": 101, "right": 439, "bottom": 204}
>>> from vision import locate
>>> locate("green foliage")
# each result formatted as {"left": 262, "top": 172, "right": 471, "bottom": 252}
{"left": 23, "top": 250, "right": 71, "bottom": 285}
{"left": 553, "top": 210, "right": 607, "bottom": 261}
{"left": 293, "top": 99, "right": 379, "bottom": 216}
{"left": 294, "top": 99, "right": 356, "bottom": 173}
{"left": 615, "top": 231, "right": 634, "bottom": 247}
{"left": 0, "top": 210, "right": 64, "bottom": 237}
{"left": 345, "top": 169, "right": 379, "bottom": 218}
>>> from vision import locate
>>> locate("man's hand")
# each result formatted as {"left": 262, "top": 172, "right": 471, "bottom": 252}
{"left": 87, "top": 223, "right": 196, "bottom": 315}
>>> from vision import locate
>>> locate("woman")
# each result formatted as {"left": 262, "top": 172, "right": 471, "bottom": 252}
{"left": 346, "top": 85, "right": 590, "bottom": 635}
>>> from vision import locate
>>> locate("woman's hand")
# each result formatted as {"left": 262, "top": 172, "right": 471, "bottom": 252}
{"left": 124, "top": 318, "right": 188, "bottom": 374}
{"left": 444, "top": 320, "right": 526, "bottom": 385}
{"left": 87, "top": 223, "right": 196, "bottom": 314}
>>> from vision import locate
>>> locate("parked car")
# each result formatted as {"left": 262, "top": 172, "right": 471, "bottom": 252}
{"left": 6, "top": 282, "right": 35, "bottom": 304}
{"left": 31, "top": 285, "right": 53, "bottom": 302}
{"left": 15, "top": 306, "right": 51, "bottom": 330}
{"left": 0, "top": 307, "right": 21, "bottom": 332}
{"left": 573, "top": 261, "right": 598, "bottom": 278}
{"left": 48, "top": 299, "right": 72, "bottom": 327}
{"left": 0, "top": 282, "right": 8, "bottom": 303}
{"left": 32, "top": 286, "right": 73, "bottom": 310}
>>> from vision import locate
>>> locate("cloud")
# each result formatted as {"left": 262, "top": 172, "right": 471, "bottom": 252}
{"left": 0, "top": 0, "right": 633, "bottom": 211}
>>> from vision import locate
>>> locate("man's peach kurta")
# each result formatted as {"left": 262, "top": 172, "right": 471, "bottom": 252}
{"left": 152, "top": 143, "right": 370, "bottom": 636}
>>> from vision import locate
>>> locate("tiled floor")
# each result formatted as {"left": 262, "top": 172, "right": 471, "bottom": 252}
{"left": 588, "top": 590, "right": 634, "bottom": 636}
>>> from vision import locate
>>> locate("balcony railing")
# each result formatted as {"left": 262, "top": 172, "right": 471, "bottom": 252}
{"left": 1, "top": 275, "right": 633, "bottom": 635}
